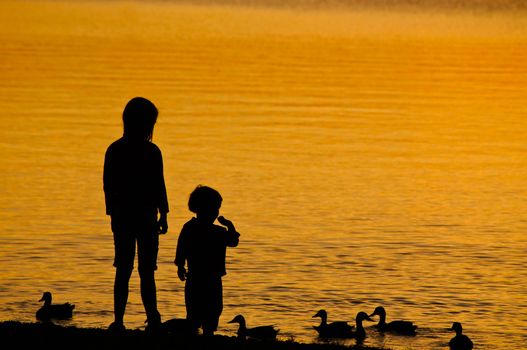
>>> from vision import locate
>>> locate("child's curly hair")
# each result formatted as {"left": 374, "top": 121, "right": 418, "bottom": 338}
{"left": 188, "top": 185, "right": 223, "bottom": 214}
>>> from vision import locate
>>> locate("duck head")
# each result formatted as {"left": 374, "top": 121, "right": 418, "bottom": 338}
{"left": 39, "top": 292, "right": 52, "bottom": 305}
{"left": 369, "top": 306, "right": 386, "bottom": 324}
{"left": 356, "top": 311, "right": 375, "bottom": 324}
{"left": 228, "top": 315, "right": 247, "bottom": 327}
{"left": 312, "top": 309, "right": 328, "bottom": 322}
{"left": 369, "top": 306, "right": 386, "bottom": 318}
{"left": 450, "top": 322, "right": 463, "bottom": 335}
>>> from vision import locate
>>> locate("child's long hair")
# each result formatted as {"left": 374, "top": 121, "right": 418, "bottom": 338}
{"left": 122, "top": 97, "right": 158, "bottom": 141}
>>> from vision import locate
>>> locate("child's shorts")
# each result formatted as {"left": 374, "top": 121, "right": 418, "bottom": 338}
{"left": 111, "top": 213, "right": 159, "bottom": 272}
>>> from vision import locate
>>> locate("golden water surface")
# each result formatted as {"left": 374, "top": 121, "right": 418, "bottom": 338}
{"left": 0, "top": 1, "right": 526, "bottom": 349}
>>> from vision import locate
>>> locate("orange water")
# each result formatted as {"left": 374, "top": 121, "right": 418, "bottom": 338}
{"left": 0, "top": 1, "right": 526, "bottom": 349}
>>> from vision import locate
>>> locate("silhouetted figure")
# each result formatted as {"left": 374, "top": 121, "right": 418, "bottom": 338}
{"left": 228, "top": 314, "right": 279, "bottom": 340}
{"left": 312, "top": 309, "right": 354, "bottom": 338}
{"left": 449, "top": 322, "right": 474, "bottom": 350}
{"left": 36, "top": 291, "right": 75, "bottom": 322}
{"left": 369, "top": 306, "right": 417, "bottom": 336}
{"left": 103, "top": 97, "right": 169, "bottom": 332}
{"left": 175, "top": 185, "right": 240, "bottom": 336}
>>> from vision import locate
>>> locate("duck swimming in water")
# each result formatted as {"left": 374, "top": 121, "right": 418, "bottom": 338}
{"left": 369, "top": 306, "right": 417, "bottom": 336}
{"left": 312, "top": 309, "right": 354, "bottom": 338}
{"left": 228, "top": 314, "right": 279, "bottom": 340}
{"left": 36, "top": 292, "right": 75, "bottom": 321}
{"left": 449, "top": 322, "right": 473, "bottom": 350}
{"left": 350, "top": 311, "right": 375, "bottom": 342}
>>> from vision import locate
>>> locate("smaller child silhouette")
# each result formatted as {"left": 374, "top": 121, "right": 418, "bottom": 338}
{"left": 175, "top": 185, "right": 240, "bottom": 336}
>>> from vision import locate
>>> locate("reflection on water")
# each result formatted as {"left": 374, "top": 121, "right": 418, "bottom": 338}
{"left": 0, "top": 1, "right": 526, "bottom": 349}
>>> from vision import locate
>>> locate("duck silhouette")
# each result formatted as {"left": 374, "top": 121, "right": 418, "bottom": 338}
{"left": 369, "top": 306, "right": 417, "bottom": 336}
{"left": 449, "top": 322, "right": 473, "bottom": 350}
{"left": 350, "top": 311, "right": 375, "bottom": 342}
{"left": 312, "top": 309, "right": 354, "bottom": 338}
{"left": 228, "top": 314, "right": 279, "bottom": 340}
{"left": 36, "top": 292, "right": 75, "bottom": 321}
{"left": 161, "top": 317, "right": 197, "bottom": 335}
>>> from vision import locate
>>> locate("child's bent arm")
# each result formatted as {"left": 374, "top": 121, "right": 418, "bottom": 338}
{"left": 217, "top": 216, "right": 235, "bottom": 231}
{"left": 226, "top": 230, "right": 240, "bottom": 247}
{"left": 218, "top": 216, "right": 240, "bottom": 247}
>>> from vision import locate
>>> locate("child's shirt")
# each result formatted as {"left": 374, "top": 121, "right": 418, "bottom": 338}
{"left": 175, "top": 217, "right": 239, "bottom": 278}
{"left": 103, "top": 137, "right": 169, "bottom": 216}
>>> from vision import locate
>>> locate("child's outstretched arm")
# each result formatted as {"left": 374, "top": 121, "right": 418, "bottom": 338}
{"left": 218, "top": 216, "right": 240, "bottom": 247}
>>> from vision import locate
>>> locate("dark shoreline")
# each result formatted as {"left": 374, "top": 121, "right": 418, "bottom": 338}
{"left": 0, "top": 321, "right": 385, "bottom": 350}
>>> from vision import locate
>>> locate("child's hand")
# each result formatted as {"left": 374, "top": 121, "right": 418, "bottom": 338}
{"left": 177, "top": 267, "right": 187, "bottom": 282}
{"left": 217, "top": 216, "right": 234, "bottom": 230}
{"left": 158, "top": 213, "right": 168, "bottom": 234}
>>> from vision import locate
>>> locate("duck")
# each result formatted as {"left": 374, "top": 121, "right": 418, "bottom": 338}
{"left": 228, "top": 314, "right": 279, "bottom": 340}
{"left": 36, "top": 291, "right": 75, "bottom": 321}
{"left": 449, "top": 322, "right": 473, "bottom": 350}
{"left": 369, "top": 306, "right": 417, "bottom": 336}
{"left": 312, "top": 309, "right": 354, "bottom": 338}
{"left": 161, "top": 317, "right": 198, "bottom": 335}
{"left": 350, "top": 311, "right": 375, "bottom": 341}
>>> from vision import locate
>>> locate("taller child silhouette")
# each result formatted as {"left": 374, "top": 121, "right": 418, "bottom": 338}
{"left": 103, "top": 97, "right": 169, "bottom": 332}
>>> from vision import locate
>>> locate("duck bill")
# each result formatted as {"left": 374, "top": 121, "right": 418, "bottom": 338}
{"left": 38, "top": 297, "right": 44, "bottom": 302}
{"left": 227, "top": 319, "right": 236, "bottom": 324}
{"left": 368, "top": 313, "right": 377, "bottom": 318}
{"left": 365, "top": 315, "right": 375, "bottom": 322}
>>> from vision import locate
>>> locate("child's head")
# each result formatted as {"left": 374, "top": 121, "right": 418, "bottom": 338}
{"left": 122, "top": 97, "right": 158, "bottom": 141}
{"left": 188, "top": 185, "right": 222, "bottom": 222}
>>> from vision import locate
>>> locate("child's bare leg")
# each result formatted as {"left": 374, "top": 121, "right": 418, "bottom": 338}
{"left": 113, "top": 267, "right": 132, "bottom": 326}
